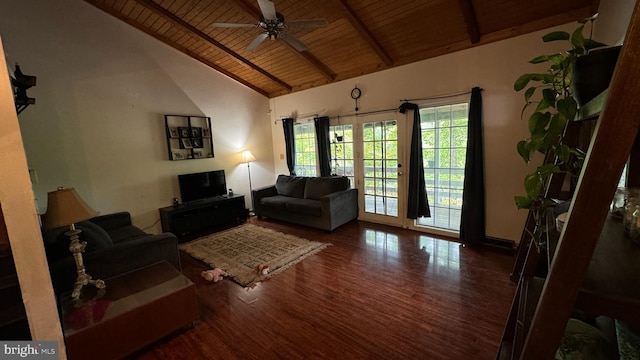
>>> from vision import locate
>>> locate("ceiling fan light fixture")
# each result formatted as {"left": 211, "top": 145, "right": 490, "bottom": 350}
{"left": 220, "top": 0, "right": 327, "bottom": 52}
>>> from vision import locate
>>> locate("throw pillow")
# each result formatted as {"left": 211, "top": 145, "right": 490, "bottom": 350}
{"left": 42, "top": 221, "right": 113, "bottom": 263}
{"left": 275, "top": 175, "right": 307, "bottom": 198}
{"left": 76, "top": 221, "right": 114, "bottom": 252}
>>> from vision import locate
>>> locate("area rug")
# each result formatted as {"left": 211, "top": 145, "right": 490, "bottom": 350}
{"left": 179, "top": 224, "right": 330, "bottom": 287}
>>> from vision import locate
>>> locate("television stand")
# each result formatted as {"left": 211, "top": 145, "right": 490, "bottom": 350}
{"left": 159, "top": 194, "right": 247, "bottom": 241}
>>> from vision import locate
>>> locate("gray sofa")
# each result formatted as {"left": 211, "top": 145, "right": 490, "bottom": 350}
{"left": 43, "top": 212, "right": 181, "bottom": 295}
{"left": 252, "top": 175, "right": 358, "bottom": 231}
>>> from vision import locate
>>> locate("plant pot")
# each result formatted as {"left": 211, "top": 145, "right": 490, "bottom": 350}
{"left": 572, "top": 45, "right": 622, "bottom": 107}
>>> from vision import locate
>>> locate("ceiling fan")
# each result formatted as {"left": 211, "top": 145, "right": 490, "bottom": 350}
{"left": 212, "top": 0, "right": 328, "bottom": 52}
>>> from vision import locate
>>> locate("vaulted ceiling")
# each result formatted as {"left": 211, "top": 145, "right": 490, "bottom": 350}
{"left": 85, "top": 0, "right": 600, "bottom": 98}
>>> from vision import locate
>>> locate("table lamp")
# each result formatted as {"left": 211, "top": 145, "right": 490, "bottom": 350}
{"left": 42, "top": 187, "right": 105, "bottom": 300}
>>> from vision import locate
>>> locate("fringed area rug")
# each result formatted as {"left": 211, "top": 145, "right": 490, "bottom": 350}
{"left": 179, "top": 224, "right": 330, "bottom": 287}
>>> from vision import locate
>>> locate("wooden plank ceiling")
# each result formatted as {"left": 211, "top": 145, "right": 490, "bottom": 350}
{"left": 85, "top": 0, "right": 599, "bottom": 98}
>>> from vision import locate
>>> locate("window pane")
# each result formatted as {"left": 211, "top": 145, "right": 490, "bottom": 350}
{"left": 451, "top": 148, "right": 466, "bottom": 169}
{"left": 294, "top": 123, "right": 317, "bottom": 176}
{"left": 329, "top": 124, "right": 354, "bottom": 187}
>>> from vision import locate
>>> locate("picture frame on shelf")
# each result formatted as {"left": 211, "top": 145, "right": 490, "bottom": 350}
{"left": 191, "top": 127, "right": 202, "bottom": 138}
{"left": 178, "top": 127, "right": 190, "bottom": 138}
{"left": 202, "top": 128, "right": 211, "bottom": 137}
{"left": 192, "top": 138, "right": 203, "bottom": 148}
{"left": 168, "top": 127, "right": 179, "bottom": 138}
{"left": 181, "top": 138, "right": 193, "bottom": 149}
{"left": 172, "top": 151, "right": 185, "bottom": 160}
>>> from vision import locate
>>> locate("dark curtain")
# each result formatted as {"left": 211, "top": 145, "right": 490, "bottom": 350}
{"left": 460, "top": 87, "right": 486, "bottom": 245}
{"left": 399, "top": 102, "right": 430, "bottom": 219}
{"left": 314, "top": 116, "right": 332, "bottom": 177}
{"left": 282, "top": 118, "right": 296, "bottom": 176}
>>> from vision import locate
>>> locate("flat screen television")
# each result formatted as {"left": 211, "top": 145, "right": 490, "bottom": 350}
{"left": 178, "top": 170, "right": 226, "bottom": 203}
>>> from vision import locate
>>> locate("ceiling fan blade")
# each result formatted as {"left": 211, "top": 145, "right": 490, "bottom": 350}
{"left": 257, "top": 0, "right": 277, "bottom": 21}
{"left": 247, "top": 33, "right": 270, "bottom": 51}
{"left": 279, "top": 33, "right": 308, "bottom": 52}
{"left": 211, "top": 23, "right": 257, "bottom": 28}
{"left": 286, "top": 19, "right": 328, "bottom": 28}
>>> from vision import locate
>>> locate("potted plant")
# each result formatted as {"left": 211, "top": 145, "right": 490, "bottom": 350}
{"left": 513, "top": 15, "right": 608, "bottom": 251}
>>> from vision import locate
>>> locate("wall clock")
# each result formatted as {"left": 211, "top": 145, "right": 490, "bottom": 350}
{"left": 351, "top": 86, "right": 361, "bottom": 111}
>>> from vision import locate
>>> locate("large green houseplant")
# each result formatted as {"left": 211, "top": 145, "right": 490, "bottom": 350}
{"left": 514, "top": 15, "right": 607, "bottom": 251}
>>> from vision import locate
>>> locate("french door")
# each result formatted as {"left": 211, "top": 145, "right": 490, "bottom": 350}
{"left": 355, "top": 114, "right": 407, "bottom": 226}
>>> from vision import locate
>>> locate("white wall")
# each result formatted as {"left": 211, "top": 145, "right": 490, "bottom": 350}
{"left": 269, "top": 0, "right": 634, "bottom": 243}
{"left": 0, "top": 0, "right": 274, "bottom": 232}
{"left": 595, "top": 0, "right": 636, "bottom": 45}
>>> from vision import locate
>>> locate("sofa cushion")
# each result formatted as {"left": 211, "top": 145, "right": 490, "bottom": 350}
{"left": 275, "top": 175, "right": 307, "bottom": 198}
{"left": 107, "top": 225, "right": 148, "bottom": 243}
{"left": 285, "top": 198, "right": 323, "bottom": 217}
{"left": 259, "top": 195, "right": 291, "bottom": 212}
{"left": 304, "top": 176, "right": 350, "bottom": 200}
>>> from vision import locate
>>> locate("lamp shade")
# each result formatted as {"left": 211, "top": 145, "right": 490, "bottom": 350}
{"left": 241, "top": 150, "right": 256, "bottom": 163}
{"left": 42, "top": 187, "right": 99, "bottom": 230}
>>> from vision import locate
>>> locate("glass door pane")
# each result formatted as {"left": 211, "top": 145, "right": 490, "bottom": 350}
{"left": 361, "top": 119, "right": 400, "bottom": 219}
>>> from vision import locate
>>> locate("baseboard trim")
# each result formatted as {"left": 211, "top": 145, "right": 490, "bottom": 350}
{"left": 483, "top": 236, "right": 516, "bottom": 251}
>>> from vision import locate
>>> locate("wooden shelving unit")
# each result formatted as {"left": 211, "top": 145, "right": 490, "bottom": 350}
{"left": 499, "top": 2, "right": 640, "bottom": 358}
{"left": 576, "top": 217, "right": 640, "bottom": 325}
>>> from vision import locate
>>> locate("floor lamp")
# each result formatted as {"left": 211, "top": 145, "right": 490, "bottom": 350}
{"left": 241, "top": 150, "right": 256, "bottom": 215}
{"left": 42, "top": 187, "right": 105, "bottom": 300}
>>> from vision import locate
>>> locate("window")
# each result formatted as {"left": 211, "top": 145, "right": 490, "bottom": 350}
{"left": 293, "top": 123, "right": 317, "bottom": 176}
{"left": 416, "top": 103, "right": 468, "bottom": 232}
{"left": 329, "top": 124, "right": 355, "bottom": 187}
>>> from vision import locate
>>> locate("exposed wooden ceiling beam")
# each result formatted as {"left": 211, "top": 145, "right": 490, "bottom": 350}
{"left": 133, "top": 0, "right": 292, "bottom": 92}
{"left": 339, "top": 0, "right": 393, "bottom": 67}
{"left": 285, "top": 45, "right": 337, "bottom": 81}
{"left": 458, "top": 0, "right": 481, "bottom": 44}
{"left": 233, "top": 0, "right": 336, "bottom": 81}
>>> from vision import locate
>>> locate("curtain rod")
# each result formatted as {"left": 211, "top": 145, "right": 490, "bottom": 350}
{"left": 399, "top": 88, "right": 483, "bottom": 102}
{"left": 335, "top": 107, "right": 398, "bottom": 119}
{"left": 272, "top": 88, "right": 482, "bottom": 123}
{"left": 277, "top": 107, "right": 398, "bottom": 121}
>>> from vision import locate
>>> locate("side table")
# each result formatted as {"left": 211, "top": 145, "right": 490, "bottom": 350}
{"left": 60, "top": 261, "right": 198, "bottom": 360}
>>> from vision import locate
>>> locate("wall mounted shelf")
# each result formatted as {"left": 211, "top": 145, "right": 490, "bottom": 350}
{"left": 164, "top": 115, "right": 214, "bottom": 161}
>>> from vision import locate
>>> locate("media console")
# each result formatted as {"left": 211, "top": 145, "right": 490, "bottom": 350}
{"left": 159, "top": 194, "right": 248, "bottom": 241}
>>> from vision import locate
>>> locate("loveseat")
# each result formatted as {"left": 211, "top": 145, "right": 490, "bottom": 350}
{"left": 252, "top": 175, "right": 358, "bottom": 231}
{"left": 43, "top": 212, "right": 181, "bottom": 295}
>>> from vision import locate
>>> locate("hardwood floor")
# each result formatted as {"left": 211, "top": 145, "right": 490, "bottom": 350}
{"left": 132, "top": 218, "right": 516, "bottom": 360}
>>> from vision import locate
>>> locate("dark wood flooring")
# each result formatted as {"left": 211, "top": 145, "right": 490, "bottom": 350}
{"left": 133, "top": 218, "right": 516, "bottom": 360}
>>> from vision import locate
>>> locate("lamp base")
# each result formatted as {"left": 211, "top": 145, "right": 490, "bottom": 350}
{"left": 66, "top": 227, "right": 105, "bottom": 300}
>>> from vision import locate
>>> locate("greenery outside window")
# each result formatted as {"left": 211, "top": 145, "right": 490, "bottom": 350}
{"left": 294, "top": 123, "right": 317, "bottom": 176}
{"left": 363, "top": 120, "right": 399, "bottom": 216}
{"left": 330, "top": 124, "right": 355, "bottom": 187}
{"left": 416, "top": 103, "right": 469, "bottom": 231}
